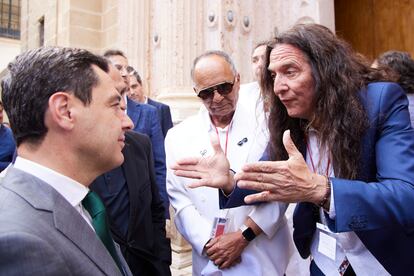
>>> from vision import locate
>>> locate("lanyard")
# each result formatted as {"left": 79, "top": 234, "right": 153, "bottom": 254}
{"left": 306, "top": 136, "right": 331, "bottom": 176}
{"left": 213, "top": 122, "right": 232, "bottom": 156}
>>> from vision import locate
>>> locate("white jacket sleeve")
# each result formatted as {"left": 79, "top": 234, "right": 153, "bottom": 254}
{"left": 165, "top": 131, "right": 212, "bottom": 256}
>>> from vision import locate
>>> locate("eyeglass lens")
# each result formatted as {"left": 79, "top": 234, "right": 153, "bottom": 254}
{"left": 198, "top": 82, "right": 234, "bottom": 100}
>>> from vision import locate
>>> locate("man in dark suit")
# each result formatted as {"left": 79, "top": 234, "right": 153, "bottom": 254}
{"left": 129, "top": 70, "right": 173, "bottom": 137}
{"left": 0, "top": 47, "right": 133, "bottom": 275}
{"left": 103, "top": 49, "right": 169, "bottom": 218}
{"left": 91, "top": 65, "right": 171, "bottom": 276}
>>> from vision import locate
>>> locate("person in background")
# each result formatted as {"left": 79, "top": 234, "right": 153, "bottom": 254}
{"left": 129, "top": 69, "right": 173, "bottom": 137}
{"left": 91, "top": 64, "right": 171, "bottom": 276}
{"left": 238, "top": 41, "right": 268, "bottom": 117}
{"left": 172, "top": 24, "right": 414, "bottom": 275}
{"left": 374, "top": 50, "right": 414, "bottom": 125}
{"left": 104, "top": 49, "right": 169, "bottom": 218}
{"left": 0, "top": 100, "right": 16, "bottom": 172}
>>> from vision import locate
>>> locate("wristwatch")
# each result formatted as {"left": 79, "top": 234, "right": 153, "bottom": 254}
{"left": 240, "top": 224, "right": 256, "bottom": 242}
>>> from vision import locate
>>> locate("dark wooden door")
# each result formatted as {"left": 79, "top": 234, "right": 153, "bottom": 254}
{"left": 335, "top": 0, "right": 414, "bottom": 60}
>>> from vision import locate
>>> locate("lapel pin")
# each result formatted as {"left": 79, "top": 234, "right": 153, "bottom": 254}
{"left": 237, "top": 137, "right": 248, "bottom": 146}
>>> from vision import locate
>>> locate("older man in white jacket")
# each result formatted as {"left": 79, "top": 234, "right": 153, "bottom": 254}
{"left": 166, "top": 50, "right": 293, "bottom": 276}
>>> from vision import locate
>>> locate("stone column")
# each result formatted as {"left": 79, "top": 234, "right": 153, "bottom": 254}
{"left": 149, "top": 0, "right": 205, "bottom": 124}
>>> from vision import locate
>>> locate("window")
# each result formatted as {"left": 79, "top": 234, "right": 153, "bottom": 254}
{"left": 0, "top": 0, "right": 20, "bottom": 40}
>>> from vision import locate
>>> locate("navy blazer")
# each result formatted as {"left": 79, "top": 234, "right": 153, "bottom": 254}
{"left": 91, "top": 131, "right": 171, "bottom": 276}
{"left": 0, "top": 125, "right": 16, "bottom": 172}
{"left": 147, "top": 98, "right": 173, "bottom": 138}
{"left": 220, "top": 82, "right": 414, "bottom": 275}
{"left": 127, "top": 98, "right": 169, "bottom": 218}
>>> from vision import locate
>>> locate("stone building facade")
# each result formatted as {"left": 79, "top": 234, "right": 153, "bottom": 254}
{"left": 20, "top": 0, "right": 335, "bottom": 124}
{"left": 19, "top": 0, "right": 335, "bottom": 273}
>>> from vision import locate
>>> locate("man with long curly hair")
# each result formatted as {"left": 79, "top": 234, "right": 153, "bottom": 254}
{"left": 171, "top": 24, "right": 414, "bottom": 275}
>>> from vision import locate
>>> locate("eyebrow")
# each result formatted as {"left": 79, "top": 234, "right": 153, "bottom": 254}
{"left": 108, "top": 93, "right": 122, "bottom": 103}
{"left": 268, "top": 61, "right": 299, "bottom": 71}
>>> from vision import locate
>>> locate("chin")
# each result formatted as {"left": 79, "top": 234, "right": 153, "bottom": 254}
{"left": 107, "top": 155, "right": 124, "bottom": 171}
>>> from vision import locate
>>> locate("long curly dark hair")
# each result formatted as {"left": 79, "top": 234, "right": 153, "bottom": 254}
{"left": 260, "top": 24, "right": 391, "bottom": 179}
{"left": 376, "top": 51, "right": 414, "bottom": 94}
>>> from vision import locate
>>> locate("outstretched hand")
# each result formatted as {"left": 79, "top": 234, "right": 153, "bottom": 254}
{"left": 235, "top": 130, "right": 327, "bottom": 204}
{"left": 171, "top": 135, "right": 235, "bottom": 193}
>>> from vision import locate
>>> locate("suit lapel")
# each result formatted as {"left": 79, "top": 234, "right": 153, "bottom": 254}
{"left": 3, "top": 168, "right": 122, "bottom": 276}
{"left": 53, "top": 196, "right": 121, "bottom": 275}
{"left": 127, "top": 98, "right": 142, "bottom": 128}
{"left": 121, "top": 136, "right": 142, "bottom": 237}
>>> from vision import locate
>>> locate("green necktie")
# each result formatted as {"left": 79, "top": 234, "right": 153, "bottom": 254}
{"left": 82, "top": 191, "right": 123, "bottom": 274}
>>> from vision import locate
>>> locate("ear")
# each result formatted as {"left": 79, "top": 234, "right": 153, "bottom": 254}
{"left": 236, "top": 73, "right": 241, "bottom": 83}
{"left": 47, "top": 92, "right": 75, "bottom": 130}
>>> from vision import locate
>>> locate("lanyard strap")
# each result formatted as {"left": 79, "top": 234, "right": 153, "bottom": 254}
{"left": 213, "top": 122, "right": 232, "bottom": 156}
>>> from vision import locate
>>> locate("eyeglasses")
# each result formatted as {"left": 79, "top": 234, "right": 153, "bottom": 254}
{"left": 195, "top": 79, "right": 235, "bottom": 100}
{"left": 114, "top": 64, "right": 134, "bottom": 74}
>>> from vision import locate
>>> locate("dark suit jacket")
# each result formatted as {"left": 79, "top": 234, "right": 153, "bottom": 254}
{"left": 127, "top": 98, "right": 169, "bottom": 218}
{"left": 220, "top": 83, "right": 414, "bottom": 275}
{"left": 92, "top": 131, "right": 171, "bottom": 276}
{"left": 0, "top": 125, "right": 16, "bottom": 171}
{"left": 0, "top": 168, "right": 131, "bottom": 275}
{"left": 147, "top": 98, "right": 173, "bottom": 137}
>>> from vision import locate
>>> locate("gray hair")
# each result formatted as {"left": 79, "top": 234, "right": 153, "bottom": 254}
{"left": 190, "top": 50, "right": 237, "bottom": 81}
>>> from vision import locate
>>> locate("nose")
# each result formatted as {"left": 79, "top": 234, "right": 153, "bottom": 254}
{"left": 212, "top": 90, "right": 224, "bottom": 103}
{"left": 121, "top": 112, "right": 134, "bottom": 131}
{"left": 119, "top": 96, "right": 134, "bottom": 131}
{"left": 273, "top": 74, "right": 288, "bottom": 96}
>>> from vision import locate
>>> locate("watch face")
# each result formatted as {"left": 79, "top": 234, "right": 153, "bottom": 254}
{"left": 242, "top": 227, "right": 256, "bottom": 241}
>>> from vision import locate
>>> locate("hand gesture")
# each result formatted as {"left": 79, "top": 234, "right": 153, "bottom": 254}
{"left": 171, "top": 134, "right": 235, "bottom": 192}
{"left": 235, "top": 130, "right": 327, "bottom": 204}
{"left": 205, "top": 231, "right": 247, "bottom": 269}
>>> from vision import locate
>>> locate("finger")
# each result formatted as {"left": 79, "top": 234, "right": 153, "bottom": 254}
{"left": 172, "top": 157, "right": 202, "bottom": 167}
{"left": 244, "top": 191, "right": 280, "bottom": 204}
{"left": 174, "top": 170, "right": 202, "bottom": 179}
{"left": 240, "top": 161, "right": 286, "bottom": 173}
{"left": 235, "top": 171, "right": 288, "bottom": 183}
{"left": 205, "top": 238, "right": 216, "bottom": 248}
{"left": 221, "top": 255, "right": 241, "bottom": 269}
{"left": 209, "top": 133, "right": 224, "bottom": 155}
{"left": 206, "top": 243, "right": 219, "bottom": 256}
{"left": 214, "top": 257, "right": 224, "bottom": 267}
{"left": 282, "top": 129, "right": 302, "bottom": 159}
{"left": 187, "top": 178, "right": 217, "bottom": 189}
{"left": 237, "top": 180, "right": 280, "bottom": 192}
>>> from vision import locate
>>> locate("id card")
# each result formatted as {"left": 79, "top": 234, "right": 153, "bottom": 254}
{"left": 317, "top": 222, "right": 336, "bottom": 260}
{"left": 211, "top": 217, "right": 227, "bottom": 238}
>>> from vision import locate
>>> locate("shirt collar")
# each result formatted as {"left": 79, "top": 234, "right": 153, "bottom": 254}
{"left": 13, "top": 156, "right": 89, "bottom": 207}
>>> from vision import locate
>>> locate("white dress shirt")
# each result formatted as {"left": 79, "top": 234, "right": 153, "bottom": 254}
{"left": 306, "top": 130, "right": 389, "bottom": 275}
{"left": 13, "top": 156, "right": 94, "bottom": 230}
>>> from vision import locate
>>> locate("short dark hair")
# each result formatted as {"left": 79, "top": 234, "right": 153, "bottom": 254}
{"left": 103, "top": 49, "right": 127, "bottom": 59}
{"left": 376, "top": 51, "right": 414, "bottom": 94}
{"left": 1, "top": 46, "right": 109, "bottom": 146}
{"left": 131, "top": 70, "right": 142, "bottom": 85}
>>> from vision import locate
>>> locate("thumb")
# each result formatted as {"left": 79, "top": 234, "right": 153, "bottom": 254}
{"left": 210, "top": 133, "right": 224, "bottom": 155}
{"left": 282, "top": 129, "right": 301, "bottom": 158}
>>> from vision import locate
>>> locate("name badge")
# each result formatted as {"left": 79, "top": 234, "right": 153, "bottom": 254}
{"left": 211, "top": 217, "right": 227, "bottom": 238}
{"left": 317, "top": 223, "right": 336, "bottom": 260}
